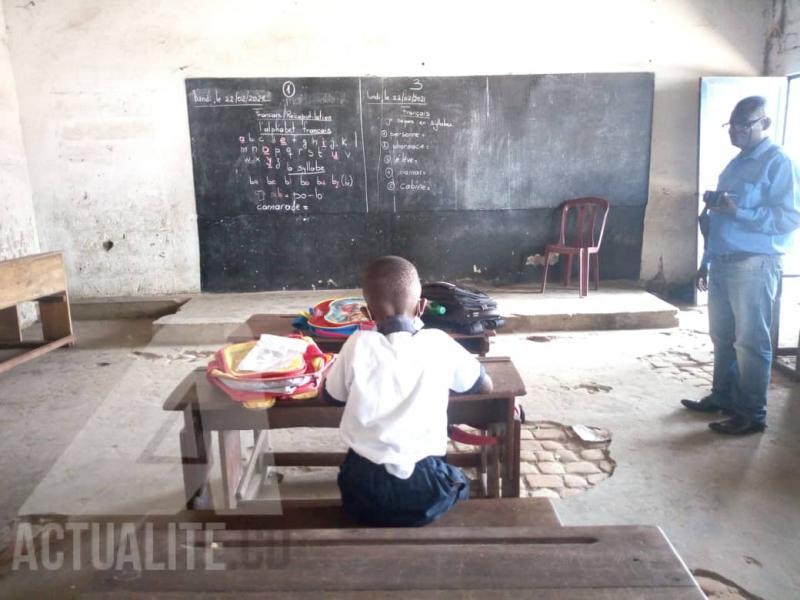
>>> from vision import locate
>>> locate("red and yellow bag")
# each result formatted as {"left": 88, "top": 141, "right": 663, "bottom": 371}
{"left": 206, "top": 335, "right": 335, "bottom": 410}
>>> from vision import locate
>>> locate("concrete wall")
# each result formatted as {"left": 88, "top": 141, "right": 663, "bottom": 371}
{"left": 0, "top": 3, "right": 40, "bottom": 324}
{"left": 0, "top": 4, "right": 38, "bottom": 262}
{"left": 766, "top": 0, "right": 800, "bottom": 75}
{"left": 2, "top": 0, "right": 771, "bottom": 296}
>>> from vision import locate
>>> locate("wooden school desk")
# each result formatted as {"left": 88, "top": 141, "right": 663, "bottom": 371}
{"left": 227, "top": 313, "right": 495, "bottom": 356}
{"left": 2, "top": 500, "right": 702, "bottom": 598}
{"left": 111, "top": 526, "right": 702, "bottom": 598}
{"left": 0, "top": 251, "right": 75, "bottom": 375}
{"left": 163, "top": 357, "right": 525, "bottom": 510}
{"left": 4, "top": 521, "right": 701, "bottom": 598}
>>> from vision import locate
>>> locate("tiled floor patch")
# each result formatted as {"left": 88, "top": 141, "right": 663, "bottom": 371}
{"left": 639, "top": 349, "right": 714, "bottom": 389}
{"left": 449, "top": 420, "right": 615, "bottom": 499}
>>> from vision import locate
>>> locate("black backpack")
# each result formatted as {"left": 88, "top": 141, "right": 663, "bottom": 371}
{"left": 421, "top": 282, "right": 505, "bottom": 334}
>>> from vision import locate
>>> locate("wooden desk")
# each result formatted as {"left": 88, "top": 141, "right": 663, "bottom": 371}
{"left": 15, "top": 497, "right": 562, "bottom": 531}
{"left": 0, "top": 252, "right": 75, "bottom": 375}
{"left": 3, "top": 503, "right": 707, "bottom": 598}
{"left": 227, "top": 313, "right": 494, "bottom": 356}
{"left": 107, "top": 526, "right": 702, "bottom": 598}
{"left": 163, "top": 357, "right": 524, "bottom": 509}
{"left": 1, "top": 519, "right": 701, "bottom": 598}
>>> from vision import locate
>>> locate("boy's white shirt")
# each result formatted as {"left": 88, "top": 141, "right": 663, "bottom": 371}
{"left": 324, "top": 327, "right": 482, "bottom": 479}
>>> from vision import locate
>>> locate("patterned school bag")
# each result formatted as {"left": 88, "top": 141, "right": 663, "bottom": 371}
{"left": 295, "top": 297, "right": 375, "bottom": 338}
{"left": 207, "top": 334, "right": 335, "bottom": 410}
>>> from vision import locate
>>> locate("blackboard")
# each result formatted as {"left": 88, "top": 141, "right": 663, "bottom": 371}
{"left": 186, "top": 73, "right": 654, "bottom": 291}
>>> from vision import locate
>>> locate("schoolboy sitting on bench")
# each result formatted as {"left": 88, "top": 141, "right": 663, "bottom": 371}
{"left": 321, "top": 256, "right": 493, "bottom": 526}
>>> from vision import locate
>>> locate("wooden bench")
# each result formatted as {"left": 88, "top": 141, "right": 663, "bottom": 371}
{"left": 163, "top": 357, "right": 525, "bottom": 509}
{"left": 228, "top": 313, "right": 495, "bottom": 356}
{"left": 0, "top": 500, "right": 704, "bottom": 598}
{"left": 0, "top": 252, "right": 75, "bottom": 375}
{"left": 13, "top": 497, "right": 562, "bottom": 532}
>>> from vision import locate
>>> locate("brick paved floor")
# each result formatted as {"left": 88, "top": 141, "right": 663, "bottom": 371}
{"left": 449, "top": 420, "right": 614, "bottom": 498}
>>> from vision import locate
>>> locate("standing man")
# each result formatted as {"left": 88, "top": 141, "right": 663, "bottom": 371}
{"left": 682, "top": 96, "right": 800, "bottom": 435}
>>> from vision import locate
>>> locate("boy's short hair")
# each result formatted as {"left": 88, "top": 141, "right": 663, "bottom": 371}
{"left": 362, "top": 256, "right": 421, "bottom": 313}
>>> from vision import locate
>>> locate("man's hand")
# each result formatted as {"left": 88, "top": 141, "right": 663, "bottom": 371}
{"left": 711, "top": 192, "right": 738, "bottom": 215}
{"left": 695, "top": 265, "right": 708, "bottom": 292}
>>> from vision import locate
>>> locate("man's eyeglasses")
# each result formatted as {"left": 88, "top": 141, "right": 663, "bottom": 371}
{"left": 722, "top": 117, "right": 764, "bottom": 131}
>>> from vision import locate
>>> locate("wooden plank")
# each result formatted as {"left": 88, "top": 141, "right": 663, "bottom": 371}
{"left": 164, "top": 357, "right": 524, "bottom": 413}
{"left": 0, "top": 335, "right": 75, "bottom": 376}
{"left": 434, "top": 497, "right": 561, "bottom": 528}
{"left": 1, "top": 515, "right": 703, "bottom": 598}
{"left": 39, "top": 292, "right": 74, "bottom": 341}
{"left": 175, "top": 390, "right": 509, "bottom": 433}
{"left": 13, "top": 499, "right": 560, "bottom": 532}
{"left": 0, "top": 306, "right": 21, "bottom": 342}
{"left": 0, "top": 520, "right": 700, "bottom": 596}
{"left": 84, "top": 525, "right": 700, "bottom": 594}
{"left": 0, "top": 252, "right": 66, "bottom": 311}
{"left": 0, "top": 341, "right": 48, "bottom": 349}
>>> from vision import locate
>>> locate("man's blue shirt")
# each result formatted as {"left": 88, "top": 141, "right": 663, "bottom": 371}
{"left": 705, "top": 137, "right": 800, "bottom": 263}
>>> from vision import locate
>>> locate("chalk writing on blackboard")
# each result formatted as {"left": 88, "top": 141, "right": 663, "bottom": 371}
{"left": 187, "top": 74, "right": 655, "bottom": 292}
{"left": 365, "top": 79, "right": 457, "bottom": 211}
{"left": 188, "top": 80, "right": 366, "bottom": 215}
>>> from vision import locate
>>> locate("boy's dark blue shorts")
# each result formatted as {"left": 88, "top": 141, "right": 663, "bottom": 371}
{"left": 337, "top": 449, "right": 470, "bottom": 527}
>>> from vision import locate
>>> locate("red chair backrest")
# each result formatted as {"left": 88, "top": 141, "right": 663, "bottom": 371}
{"left": 557, "top": 197, "right": 610, "bottom": 249}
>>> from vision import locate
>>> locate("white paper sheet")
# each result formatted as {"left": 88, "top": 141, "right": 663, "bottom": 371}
{"left": 237, "top": 334, "right": 309, "bottom": 372}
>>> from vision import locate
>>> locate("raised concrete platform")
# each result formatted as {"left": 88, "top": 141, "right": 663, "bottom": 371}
{"left": 71, "top": 295, "right": 191, "bottom": 320}
{"left": 150, "top": 282, "right": 678, "bottom": 344}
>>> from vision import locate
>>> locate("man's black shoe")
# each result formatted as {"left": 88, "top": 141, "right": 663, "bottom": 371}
{"left": 709, "top": 415, "right": 766, "bottom": 435}
{"left": 681, "top": 396, "right": 734, "bottom": 415}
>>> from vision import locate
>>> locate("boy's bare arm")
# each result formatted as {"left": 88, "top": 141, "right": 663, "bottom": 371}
{"left": 454, "top": 367, "right": 493, "bottom": 395}
{"left": 477, "top": 373, "right": 493, "bottom": 393}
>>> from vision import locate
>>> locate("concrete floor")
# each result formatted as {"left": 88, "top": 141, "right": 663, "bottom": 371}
{"left": 0, "top": 284, "right": 798, "bottom": 598}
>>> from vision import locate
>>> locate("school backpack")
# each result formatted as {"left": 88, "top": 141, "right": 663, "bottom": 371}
{"left": 421, "top": 281, "right": 505, "bottom": 335}
{"left": 207, "top": 334, "right": 335, "bottom": 410}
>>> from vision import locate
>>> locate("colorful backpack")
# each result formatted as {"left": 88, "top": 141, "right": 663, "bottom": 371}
{"left": 295, "top": 297, "right": 375, "bottom": 338}
{"left": 206, "top": 334, "right": 335, "bottom": 410}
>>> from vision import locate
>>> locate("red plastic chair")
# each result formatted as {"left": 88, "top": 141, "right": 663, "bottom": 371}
{"left": 540, "top": 197, "right": 610, "bottom": 297}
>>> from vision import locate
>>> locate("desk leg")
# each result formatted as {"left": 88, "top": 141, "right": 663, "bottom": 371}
{"left": 497, "top": 398, "right": 521, "bottom": 498}
{"left": 486, "top": 424, "right": 501, "bottom": 499}
{"left": 0, "top": 307, "right": 21, "bottom": 342}
{"left": 39, "top": 292, "right": 74, "bottom": 343}
{"left": 180, "top": 407, "right": 213, "bottom": 510}
{"left": 478, "top": 448, "right": 489, "bottom": 497}
{"left": 507, "top": 418, "right": 521, "bottom": 497}
{"left": 219, "top": 430, "right": 243, "bottom": 510}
